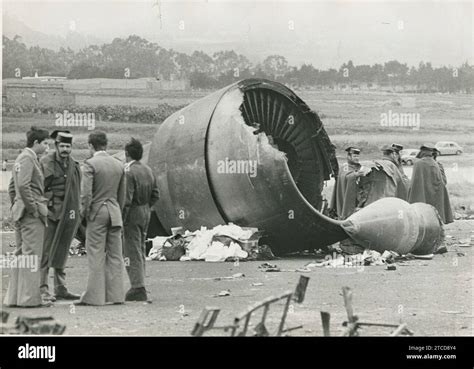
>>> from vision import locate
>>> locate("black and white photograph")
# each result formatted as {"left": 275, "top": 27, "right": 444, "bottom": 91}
{"left": 0, "top": 0, "right": 473, "bottom": 367}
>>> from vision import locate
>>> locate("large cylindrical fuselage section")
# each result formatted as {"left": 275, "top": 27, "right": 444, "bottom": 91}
{"left": 147, "top": 79, "right": 346, "bottom": 255}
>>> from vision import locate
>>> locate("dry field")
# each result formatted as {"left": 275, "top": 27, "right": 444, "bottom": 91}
{"left": 2, "top": 90, "right": 472, "bottom": 211}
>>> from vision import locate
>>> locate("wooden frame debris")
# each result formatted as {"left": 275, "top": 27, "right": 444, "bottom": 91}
{"left": 191, "top": 275, "right": 309, "bottom": 336}
{"left": 338, "top": 286, "right": 413, "bottom": 336}
{"left": 1, "top": 314, "right": 66, "bottom": 335}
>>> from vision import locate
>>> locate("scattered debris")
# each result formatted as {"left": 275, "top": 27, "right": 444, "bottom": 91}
{"left": 454, "top": 212, "right": 467, "bottom": 220}
{"left": 1, "top": 311, "right": 9, "bottom": 323}
{"left": 247, "top": 243, "right": 276, "bottom": 260}
{"left": 296, "top": 267, "right": 312, "bottom": 273}
{"left": 320, "top": 311, "right": 331, "bottom": 337}
{"left": 162, "top": 234, "right": 187, "bottom": 261}
{"left": 193, "top": 276, "right": 310, "bottom": 336}
{"left": 1, "top": 315, "right": 66, "bottom": 335}
{"left": 258, "top": 263, "right": 281, "bottom": 272}
{"left": 252, "top": 283, "right": 264, "bottom": 287}
{"left": 441, "top": 311, "right": 464, "bottom": 315}
{"left": 456, "top": 238, "right": 473, "bottom": 248}
{"left": 148, "top": 224, "right": 265, "bottom": 262}
{"left": 335, "top": 287, "right": 413, "bottom": 337}
{"left": 213, "top": 273, "right": 245, "bottom": 281}
{"left": 69, "top": 239, "right": 86, "bottom": 256}
{"left": 213, "top": 290, "right": 231, "bottom": 298}
{"left": 407, "top": 253, "right": 434, "bottom": 260}
{"left": 386, "top": 265, "right": 397, "bottom": 271}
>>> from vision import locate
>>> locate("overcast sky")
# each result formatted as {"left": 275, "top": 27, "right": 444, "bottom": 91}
{"left": 3, "top": 0, "right": 473, "bottom": 68}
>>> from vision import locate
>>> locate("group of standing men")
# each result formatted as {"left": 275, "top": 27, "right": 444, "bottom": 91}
{"left": 331, "top": 142, "right": 454, "bottom": 226}
{"left": 4, "top": 127, "right": 159, "bottom": 308}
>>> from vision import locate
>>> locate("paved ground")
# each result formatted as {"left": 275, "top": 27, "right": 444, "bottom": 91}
{"left": 1, "top": 220, "right": 472, "bottom": 336}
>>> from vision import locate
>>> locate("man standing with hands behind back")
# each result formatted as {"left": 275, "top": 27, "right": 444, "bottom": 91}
{"left": 122, "top": 138, "right": 159, "bottom": 302}
{"left": 76, "top": 131, "right": 126, "bottom": 306}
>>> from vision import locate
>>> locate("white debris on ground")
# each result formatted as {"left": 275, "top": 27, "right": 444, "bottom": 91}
{"left": 303, "top": 249, "right": 439, "bottom": 270}
{"left": 146, "top": 224, "right": 261, "bottom": 262}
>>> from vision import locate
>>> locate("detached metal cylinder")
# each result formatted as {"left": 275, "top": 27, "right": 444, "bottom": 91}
{"left": 148, "top": 79, "right": 346, "bottom": 255}
{"left": 341, "top": 198, "right": 444, "bottom": 255}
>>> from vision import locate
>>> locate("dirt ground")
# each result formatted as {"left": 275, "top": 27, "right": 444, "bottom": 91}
{"left": 1, "top": 220, "right": 472, "bottom": 337}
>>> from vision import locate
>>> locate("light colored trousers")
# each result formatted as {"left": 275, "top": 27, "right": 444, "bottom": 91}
{"left": 4, "top": 214, "right": 44, "bottom": 307}
{"left": 80, "top": 206, "right": 125, "bottom": 305}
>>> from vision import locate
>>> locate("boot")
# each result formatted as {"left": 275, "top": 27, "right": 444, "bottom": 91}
{"left": 55, "top": 285, "right": 80, "bottom": 300}
{"left": 125, "top": 287, "right": 147, "bottom": 302}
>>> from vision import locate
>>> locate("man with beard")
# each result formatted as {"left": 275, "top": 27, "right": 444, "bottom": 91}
{"left": 5, "top": 127, "right": 50, "bottom": 307}
{"left": 330, "top": 147, "right": 368, "bottom": 220}
{"left": 122, "top": 138, "right": 159, "bottom": 301}
{"left": 409, "top": 144, "right": 453, "bottom": 224}
{"left": 39, "top": 130, "right": 81, "bottom": 301}
{"left": 361, "top": 145, "right": 409, "bottom": 206}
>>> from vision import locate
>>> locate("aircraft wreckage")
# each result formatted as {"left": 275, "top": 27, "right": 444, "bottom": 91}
{"left": 116, "top": 79, "right": 443, "bottom": 256}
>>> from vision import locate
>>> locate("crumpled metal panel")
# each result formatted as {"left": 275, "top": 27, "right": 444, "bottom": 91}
{"left": 148, "top": 79, "right": 346, "bottom": 255}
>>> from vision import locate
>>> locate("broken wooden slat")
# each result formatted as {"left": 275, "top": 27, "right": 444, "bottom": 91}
{"left": 321, "top": 311, "right": 331, "bottom": 337}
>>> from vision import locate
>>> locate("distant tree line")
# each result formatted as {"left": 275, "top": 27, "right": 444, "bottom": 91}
{"left": 3, "top": 35, "right": 474, "bottom": 93}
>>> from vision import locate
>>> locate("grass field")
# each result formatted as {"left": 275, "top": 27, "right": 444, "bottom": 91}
{"left": 1, "top": 115, "right": 158, "bottom": 161}
{"left": 2, "top": 90, "right": 473, "bottom": 213}
{"left": 297, "top": 90, "right": 474, "bottom": 154}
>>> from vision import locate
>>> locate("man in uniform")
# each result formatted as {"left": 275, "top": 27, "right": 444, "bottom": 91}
{"left": 391, "top": 142, "right": 409, "bottom": 176}
{"left": 5, "top": 127, "right": 50, "bottom": 307}
{"left": 330, "top": 147, "right": 367, "bottom": 220}
{"left": 76, "top": 131, "right": 126, "bottom": 305}
{"left": 409, "top": 144, "right": 453, "bottom": 224}
{"left": 40, "top": 130, "right": 81, "bottom": 301}
{"left": 122, "top": 138, "right": 159, "bottom": 301}
{"left": 433, "top": 148, "right": 447, "bottom": 185}
{"left": 361, "top": 145, "right": 409, "bottom": 206}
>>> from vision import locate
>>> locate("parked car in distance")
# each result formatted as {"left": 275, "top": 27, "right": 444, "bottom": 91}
{"left": 400, "top": 149, "right": 419, "bottom": 166}
{"left": 435, "top": 141, "right": 463, "bottom": 155}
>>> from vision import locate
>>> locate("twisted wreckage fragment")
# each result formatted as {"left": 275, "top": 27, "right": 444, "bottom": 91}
{"left": 118, "top": 79, "right": 443, "bottom": 255}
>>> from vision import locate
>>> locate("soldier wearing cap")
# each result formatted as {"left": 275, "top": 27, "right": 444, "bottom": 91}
{"left": 391, "top": 143, "right": 404, "bottom": 167}
{"left": 361, "top": 144, "right": 408, "bottom": 206}
{"left": 39, "top": 130, "right": 82, "bottom": 301}
{"left": 330, "top": 146, "right": 368, "bottom": 220}
{"left": 408, "top": 144, "right": 453, "bottom": 223}
{"left": 391, "top": 143, "right": 409, "bottom": 186}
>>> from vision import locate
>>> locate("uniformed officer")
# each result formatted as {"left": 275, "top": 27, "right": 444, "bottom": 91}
{"left": 361, "top": 145, "right": 409, "bottom": 206}
{"left": 409, "top": 144, "right": 453, "bottom": 224}
{"left": 40, "top": 130, "right": 82, "bottom": 301}
{"left": 330, "top": 146, "right": 368, "bottom": 220}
